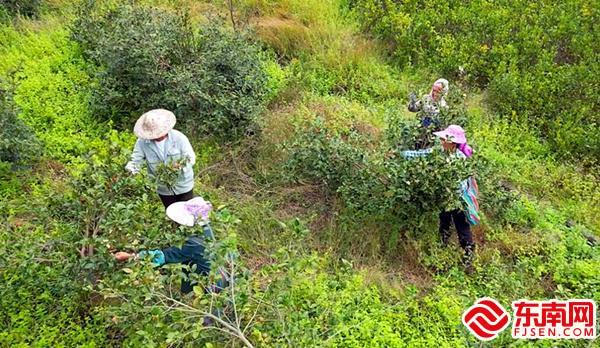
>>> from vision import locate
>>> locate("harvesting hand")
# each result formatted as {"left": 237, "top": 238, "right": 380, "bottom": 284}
{"left": 124, "top": 162, "right": 140, "bottom": 175}
{"left": 114, "top": 251, "right": 134, "bottom": 262}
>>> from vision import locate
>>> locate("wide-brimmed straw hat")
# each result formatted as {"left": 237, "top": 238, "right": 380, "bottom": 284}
{"left": 166, "top": 197, "right": 213, "bottom": 226}
{"left": 133, "top": 109, "right": 176, "bottom": 140}
{"left": 433, "top": 125, "right": 467, "bottom": 144}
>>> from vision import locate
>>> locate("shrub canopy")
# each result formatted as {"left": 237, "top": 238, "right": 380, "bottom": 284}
{"left": 72, "top": 2, "right": 270, "bottom": 140}
{"left": 0, "top": 0, "right": 41, "bottom": 18}
{"left": 0, "top": 86, "right": 41, "bottom": 166}
{"left": 349, "top": 0, "right": 600, "bottom": 161}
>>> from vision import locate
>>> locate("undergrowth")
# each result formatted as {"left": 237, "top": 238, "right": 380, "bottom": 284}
{"left": 0, "top": 0, "right": 598, "bottom": 347}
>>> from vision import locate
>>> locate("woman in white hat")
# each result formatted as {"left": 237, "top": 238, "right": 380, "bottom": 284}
{"left": 125, "top": 109, "right": 196, "bottom": 208}
{"left": 407, "top": 78, "right": 450, "bottom": 148}
{"left": 114, "top": 197, "right": 215, "bottom": 294}
{"left": 408, "top": 78, "right": 450, "bottom": 128}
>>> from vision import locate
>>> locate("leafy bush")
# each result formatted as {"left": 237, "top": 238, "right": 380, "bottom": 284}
{"left": 0, "top": 0, "right": 41, "bottom": 18}
{"left": 53, "top": 138, "right": 172, "bottom": 264}
{"left": 487, "top": 62, "right": 600, "bottom": 161}
{"left": 0, "top": 152, "right": 117, "bottom": 346}
{"left": 340, "top": 139, "right": 474, "bottom": 226}
{"left": 349, "top": 0, "right": 596, "bottom": 83}
{"left": 72, "top": 1, "right": 270, "bottom": 140}
{"left": 284, "top": 118, "right": 372, "bottom": 189}
{"left": 0, "top": 85, "right": 41, "bottom": 166}
{"left": 0, "top": 26, "right": 103, "bottom": 164}
{"left": 286, "top": 118, "right": 476, "bottom": 237}
{"left": 349, "top": 0, "right": 599, "bottom": 160}
{"left": 0, "top": 220, "right": 107, "bottom": 346}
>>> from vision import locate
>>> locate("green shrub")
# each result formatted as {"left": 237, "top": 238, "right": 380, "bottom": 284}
{"left": 0, "top": 175, "right": 106, "bottom": 346}
{"left": 349, "top": 0, "right": 596, "bottom": 82}
{"left": 0, "top": 136, "right": 160, "bottom": 346}
{"left": 341, "top": 139, "right": 474, "bottom": 226}
{"left": 284, "top": 118, "right": 372, "bottom": 189}
{"left": 544, "top": 221, "right": 600, "bottom": 302}
{"left": 0, "top": 26, "right": 103, "bottom": 164}
{"left": 0, "top": 222, "right": 107, "bottom": 346}
{"left": 0, "top": 0, "right": 41, "bottom": 18}
{"left": 53, "top": 138, "right": 173, "bottom": 264}
{"left": 488, "top": 62, "right": 600, "bottom": 161}
{"left": 72, "top": 1, "right": 270, "bottom": 140}
{"left": 286, "top": 118, "right": 476, "bottom": 237}
{"left": 0, "top": 85, "right": 41, "bottom": 166}
{"left": 349, "top": 0, "right": 599, "bottom": 160}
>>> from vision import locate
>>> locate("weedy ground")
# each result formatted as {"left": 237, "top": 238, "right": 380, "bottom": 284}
{"left": 1, "top": 0, "right": 598, "bottom": 346}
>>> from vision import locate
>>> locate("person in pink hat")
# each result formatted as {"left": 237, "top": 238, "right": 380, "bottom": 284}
{"left": 433, "top": 125, "right": 476, "bottom": 270}
{"left": 125, "top": 109, "right": 196, "bottom": 208}
{"left": 433, "top": 124, "right": 473, "bottom": 158}
{"left": 402, "top": 124, "right": 477, "bottom": 271}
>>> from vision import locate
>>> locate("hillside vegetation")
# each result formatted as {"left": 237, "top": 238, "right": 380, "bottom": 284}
{"left": 1, "top": 0, "right": 598, "bottom": 347}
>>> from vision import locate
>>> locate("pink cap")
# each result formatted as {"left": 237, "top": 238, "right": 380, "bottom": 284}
{"left": 433, "top": 125, "right": 467, "bottom": 144}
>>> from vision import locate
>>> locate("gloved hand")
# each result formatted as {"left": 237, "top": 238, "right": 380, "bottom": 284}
{"left": 125, "top": 161, "right": 140, "bottom": 175}
{"left": 138, "top": 249, "right": 166, "bottom": 267}
{"left": 409, "top": 92, "right": 417, "bottom": 103}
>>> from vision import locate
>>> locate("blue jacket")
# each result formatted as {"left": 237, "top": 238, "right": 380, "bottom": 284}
{"left": 125, "top": 129, "right": 196, "bottom": 195}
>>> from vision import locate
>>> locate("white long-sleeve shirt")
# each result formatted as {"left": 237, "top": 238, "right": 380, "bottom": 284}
{"left": 125, "top": 129, "right": 196, "bottom": 195}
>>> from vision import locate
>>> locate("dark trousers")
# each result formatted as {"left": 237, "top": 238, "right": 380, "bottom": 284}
{"left": 439, "top": 209, "right": 475, "bottom": 255}
{"left": 162, "top": 230, "right": 212, "bottom": 294}
{"left": 158, "top": 189, "right": 194, "bottom": 209}
{"left": 161, "top": 225, "right": 223, "bottom": 294}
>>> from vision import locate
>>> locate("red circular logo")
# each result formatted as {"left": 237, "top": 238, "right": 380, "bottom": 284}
{"left": 462, "top": 297, "right": 511, "bottom": 341}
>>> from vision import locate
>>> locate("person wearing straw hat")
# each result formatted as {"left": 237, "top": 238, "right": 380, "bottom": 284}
{"left": 114, "top": 197, "right": 217, "bottom": 294}
{"left": 401, "top": 124, "right": 477, "bottom": 272}
{"left": 125, "top": 109, "right": 196, "bottom": 208}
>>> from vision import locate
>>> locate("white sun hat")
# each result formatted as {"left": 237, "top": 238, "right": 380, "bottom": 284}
{"left": 166, "top": 197, "right": 213, "bottom": 226}
{"left": 133, "top": 109, "right": 176, "bottom": 140}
